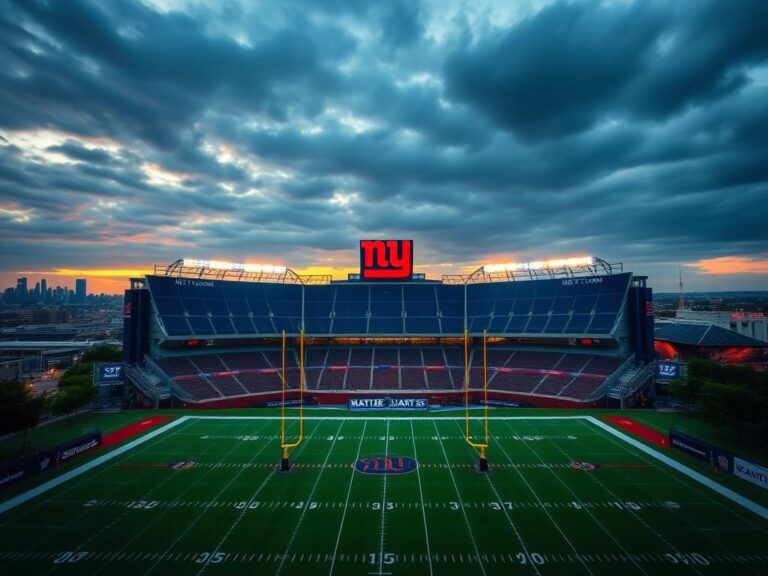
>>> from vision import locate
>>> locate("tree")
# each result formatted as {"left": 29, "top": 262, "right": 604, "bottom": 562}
{"left": 0, "top": 379, "right": 46, "bottom": 454}
{"left": 81, "top": 345, "right": 122, "bottom": 363}
{"left": 48, "top": 384, "right": 96, "bottom": 419}
{"left": 671, "top": 359, "right": 768, "bottom": 445}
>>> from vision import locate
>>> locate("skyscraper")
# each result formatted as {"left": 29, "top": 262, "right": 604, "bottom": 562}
{"left": 16, "top": 277, "right": 28, "bottom": 302}
{"left": 41, "top": 278, "right": 47, "bottom": 302}
{"left": 75, "top": 278, "right": 87, "bottom": 303}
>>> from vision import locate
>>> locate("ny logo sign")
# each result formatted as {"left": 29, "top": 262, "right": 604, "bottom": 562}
{"left": 359, "top": 240, "right": 413, "bottom": 280}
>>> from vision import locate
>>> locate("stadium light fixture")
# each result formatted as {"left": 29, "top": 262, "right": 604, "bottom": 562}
{"left": 483, "top": 256, "right": 594, "bottom": 273}
{"left": 182, "top": 258, "right": 287, "bottom": 274}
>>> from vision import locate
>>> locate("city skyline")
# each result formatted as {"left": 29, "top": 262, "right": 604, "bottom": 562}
{"left": 1, "top": 0, "right": 767, "bottom": 295}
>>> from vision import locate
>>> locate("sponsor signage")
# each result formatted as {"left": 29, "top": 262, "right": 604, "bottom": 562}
{"left": 355, "top": 456, "right": 418, "bottom": 475}
{"left": 669, "top": 430, "right": 712, "bottom": 462}
{"left": 359, "top": 240, "right": 413, "bottom": 281}
{"left": 734, "top": 458, "right": 768, "bottom": 490}
{"left": 655, "top": 362, "right": 680, "bottom": 381}
{"left": 97, "top": 363, "right": 123, "bottom": 382}
{"left": 58, "top": 432, "right": 102, "bottom": 463}
{"left": 668, "top": 430, "right": 733, "bottom": 473}
{"left": 0, "top": 434, "right": 101, "bottom": 490}
{"left": 348, "top": 397, "right": 428, "bottom": 411}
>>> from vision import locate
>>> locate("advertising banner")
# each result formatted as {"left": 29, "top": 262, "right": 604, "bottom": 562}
{"left": 655, "top": 362, "right": 680, "bottom": 380}
{"left": 97, "top": 363, "right": 124, "bottom": 382}
{"left": 0, "top": 434, "right": 101, "bottom": 490}
{"left": 348, "top": 397, "right": 428, "bottom": 411}
{"left": 733, "top": 458, "right": 768, "bottom": 490}
{"left": 669, "top": 429, "right": 712, "bottom": 462}
{"left": 57, "top": 432, "right": 102, "bottom": 464}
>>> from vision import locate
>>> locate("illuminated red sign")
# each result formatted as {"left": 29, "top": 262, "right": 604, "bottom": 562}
{"left": 730, "top": 312, "right": 765, "bottom": 320}
{"left": 359, "top": 240, "right": 413, "bottom": 280}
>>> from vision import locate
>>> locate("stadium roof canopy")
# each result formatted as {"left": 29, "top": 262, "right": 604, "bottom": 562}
{"left": 654, "top": 321, "right": 766, "bottom": 348}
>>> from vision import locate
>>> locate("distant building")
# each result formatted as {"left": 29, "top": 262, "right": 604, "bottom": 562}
{"left": 16, "top": 277, "right": 28, "bottom": 302}
{"left": 75, "top": 278, "right": 87, "bottom": 303}
{"left": 676, "top": 309, "right": 767, "bottom": 343}
{"left": 41, "top": 279, "right": 47, "bottom": 302}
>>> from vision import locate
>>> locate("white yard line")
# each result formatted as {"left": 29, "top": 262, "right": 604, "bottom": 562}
{"left": 0, "top": 416, "right": 193, "bottom": 516}
{"left": 451, "top": 421, "right": 549, "bottom": 576}
{"left": 3, "top": 414, "right": 766, "bottom": 527}
{"left": 525, "top": 418, "right": 708, "bottom": 576}
{"left": 328, "top": 420, "right": 369, "bottom": 576}
{"left": 409, "top": 420, "right": 433, "bottom": 576}
{"left": 588, "top": 418, "right": 768, "bottom": 532}
{"left": 501, "top": 419, "right": 649, "bottom": 576}
{"left": 584, "top": 416, "right": 768, "bottom": 522}
{"left": 432, "top": 420, "right": 487, "bottom": 576}
{"left": 275, "top": 420, "right": 345, "bottom": 576}
{"left": 494, "top": 434, "right": 609, "bottom": 576}
{"left": 196, "top": 419, "right": 321, "bottom": 576}
{"left": 375, "top": 420, "right": 390, "bottom": 576}
{"left": 95, "top": 419, "right": 278, "bottom": 576}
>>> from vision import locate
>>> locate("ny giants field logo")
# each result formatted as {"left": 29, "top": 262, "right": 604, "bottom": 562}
{"left": 355, "top": 456, "right": 418, "bottom": 475}
{"left": 359, "top": 240, "right": 413, "bottom": 280}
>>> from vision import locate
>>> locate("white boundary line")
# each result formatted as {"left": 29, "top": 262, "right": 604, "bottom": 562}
{"left": 584, "top": 416, "right": 768, "bottom": 521}
{"left": 0, "top": 416, "right": 192, "bottom": 516}
{"left": 1, "top": 414, "right": 766, "bottom": 523}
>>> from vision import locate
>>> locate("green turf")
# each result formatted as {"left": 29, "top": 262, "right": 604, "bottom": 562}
{"left": 1, "top": 412, "right": 767, "bottom": 575}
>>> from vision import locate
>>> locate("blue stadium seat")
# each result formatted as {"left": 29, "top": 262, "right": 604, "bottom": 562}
{"left": 210, "top": 316, "right": 236, "bottom": 335}
{"left": 232, "top": 316, "right": 257, "bottom": 334}
{"left": 544, "top": 314, "right": 569, "bottom": 333}
{"left": 154, "top": 296, "right": 184, "bottom": 316}
{"left": 162, "top": 315, "right": 191, "bottom": 336}
{"left": 506, "top": 315, "right": 528, "bottom": 333}
{"left": 440, "top": 317, "right": 464, "bottom": 334}
{"left": 188, "top": 316, "right": 214, "bottom": 335}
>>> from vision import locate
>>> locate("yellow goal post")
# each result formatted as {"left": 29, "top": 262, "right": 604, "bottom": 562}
{"left": 464, "top": 329, "right": 489, "bottom": 460}
{"left": 280, "top": 329, "right": 304, "bottom": 461}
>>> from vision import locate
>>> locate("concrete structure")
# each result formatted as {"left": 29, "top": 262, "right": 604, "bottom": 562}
{"left": 676, "top": 310, "right": 767, "bottom": 343}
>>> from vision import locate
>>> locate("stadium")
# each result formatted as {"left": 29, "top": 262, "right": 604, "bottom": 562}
{"left": 1, "top": 242, "right": 767, "bottom": 576}
{"left": 122, "top": 244, "right": 655, "bottom": 410}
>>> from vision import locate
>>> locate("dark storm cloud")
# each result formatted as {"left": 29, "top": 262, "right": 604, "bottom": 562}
{"left": 0, "top": 0, "right": 767, "bottom": 290}
{"left": 48, "top": 141, "right": 114, "bottom": 165}
{"left": 444, "top": 0, "right": 768, "bottom": 140}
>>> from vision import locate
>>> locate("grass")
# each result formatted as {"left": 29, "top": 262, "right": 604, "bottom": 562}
{"left": 1, "top": 410, "right": 767, "bottom": 575}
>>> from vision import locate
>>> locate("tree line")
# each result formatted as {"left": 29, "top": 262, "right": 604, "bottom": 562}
{"left": 0, "top": 345, "right": 121, "bottom": 455}
{"left": 670, "top": 358, "right": 768, "bottom": 445}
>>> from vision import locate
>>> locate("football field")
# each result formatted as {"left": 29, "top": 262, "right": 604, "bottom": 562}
{"left": 1, "top": 412, "right": 767, "bottom": 575}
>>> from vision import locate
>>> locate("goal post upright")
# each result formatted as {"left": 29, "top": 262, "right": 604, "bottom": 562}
{"left": 280, "top": 328, "right": 304, "bottom": 471}
{"left": 464, "top": 329, "right": 490, "bottom": 471}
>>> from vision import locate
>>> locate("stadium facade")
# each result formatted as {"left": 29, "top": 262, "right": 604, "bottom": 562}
{"left": 122, "top": 243, "right": 655, "bottom": 409}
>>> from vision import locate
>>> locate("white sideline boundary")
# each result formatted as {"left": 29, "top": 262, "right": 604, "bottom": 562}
{"left": 0, "top": 416, "right": 192, "bottom": 515}
{"left": 584, "top": 416, "right": 768, "bottom": 521}
{"left": 1, "top": 414, "right": 767, "bottom": 522}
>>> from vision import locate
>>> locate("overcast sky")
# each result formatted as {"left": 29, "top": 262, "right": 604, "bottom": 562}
{"left": 1, "top": 0, "right": 767, "bottom": 294}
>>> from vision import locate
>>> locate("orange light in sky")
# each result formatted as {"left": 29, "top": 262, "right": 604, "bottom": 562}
{"left": 689, "top": 256, "right": 768, "bottom": 275}
{"left": 4, "top": 267, "right": 153, "bottom": 296}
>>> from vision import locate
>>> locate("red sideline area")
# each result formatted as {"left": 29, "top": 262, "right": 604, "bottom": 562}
{"left": 101, "top": 416, "right": 173, "bottom": 449}
{"left": 603, "top": 416, "right": 668, "bottom": 448}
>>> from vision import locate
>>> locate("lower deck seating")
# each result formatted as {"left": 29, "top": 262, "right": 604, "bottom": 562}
{"left": 151, "top": 347, "right": 627, "bottom": 401}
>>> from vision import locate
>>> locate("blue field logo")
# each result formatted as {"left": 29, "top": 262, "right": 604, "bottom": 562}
{"left": 355, "top": 456, "right": 417, "bottom": 475}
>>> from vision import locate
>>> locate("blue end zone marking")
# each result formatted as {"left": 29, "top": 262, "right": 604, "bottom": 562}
{"left": 0, "top": 416, "right": 191, "bottom": 516}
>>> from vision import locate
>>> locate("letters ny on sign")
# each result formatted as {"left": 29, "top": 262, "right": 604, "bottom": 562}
{"left": 359, "top": 240, "right": 413, "bottom": 281}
